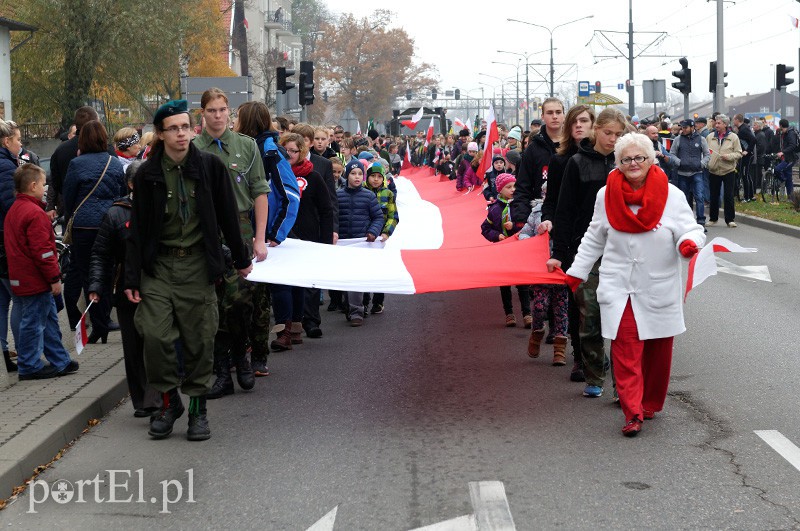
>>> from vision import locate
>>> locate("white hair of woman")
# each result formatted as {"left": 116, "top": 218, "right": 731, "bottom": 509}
{"left": 614, "top": 132, "right": 655, "bottom": 167}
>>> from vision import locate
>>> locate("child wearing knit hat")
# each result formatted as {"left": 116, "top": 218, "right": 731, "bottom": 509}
{"left": 480, "top": 173, "right": 532, "bottom": 328}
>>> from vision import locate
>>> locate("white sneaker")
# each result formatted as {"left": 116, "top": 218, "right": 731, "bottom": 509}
{"left": 705, "top": 220, "right": 717, "bottom": 226}
{"left": 727, "top": 221, "right": 737, "bottom": 228}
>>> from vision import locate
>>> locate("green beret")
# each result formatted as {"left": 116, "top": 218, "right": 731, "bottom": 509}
{"left": 153, "top": 99, "right": 189, "bottom": 126}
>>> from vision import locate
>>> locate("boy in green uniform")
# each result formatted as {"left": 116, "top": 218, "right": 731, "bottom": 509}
{"left": 192, "top": 88, "right": 269, "bottom": 399}
{"left": 124, "top": 100, "right": 252, "bottom": 441}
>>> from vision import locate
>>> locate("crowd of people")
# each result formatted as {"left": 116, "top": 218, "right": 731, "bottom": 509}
{"left": 3, "top": 89, "right": 788, "bottom": 438}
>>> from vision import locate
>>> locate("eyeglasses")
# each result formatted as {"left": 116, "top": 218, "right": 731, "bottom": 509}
{"left": 285, "top": 148, "right": 300, "bottom": 154}
{"left": 620, "top": 155, "right": 647, "bottom": 166}
{"left": 162, "top": 124, "right": 192, "bottom": 134}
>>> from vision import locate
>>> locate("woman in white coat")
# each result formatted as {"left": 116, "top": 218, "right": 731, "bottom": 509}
{"left": 564, "top": 133, "right": 706, "bottom": 437}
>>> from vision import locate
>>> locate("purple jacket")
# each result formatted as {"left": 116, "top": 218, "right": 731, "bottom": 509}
{"left": 481, "top": 198, "right": 518, "bottom": 242}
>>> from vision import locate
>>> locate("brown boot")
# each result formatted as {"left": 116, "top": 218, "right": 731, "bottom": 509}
{"left": 552, "top": 336, "right": 568, "bottom": 366}
{"left": 290, "top": 321, "right": 304, "bottom": 345}
{"left": 528, "top": 328, "right": 545, "bottom": 358}
{"left": 270, "top": 321, "right": 293, "bottom": 352}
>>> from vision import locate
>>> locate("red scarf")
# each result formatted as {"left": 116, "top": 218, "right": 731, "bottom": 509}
{"left": 292, "top": 158, "right": 314, "bottom": 177}
{"left": 605, "top": 164, "right": 668, "bottom": 233}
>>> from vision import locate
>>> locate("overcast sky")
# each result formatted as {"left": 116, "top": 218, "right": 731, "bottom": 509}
{"left": 322, "top": 0, "right": 800, "bottom": 106}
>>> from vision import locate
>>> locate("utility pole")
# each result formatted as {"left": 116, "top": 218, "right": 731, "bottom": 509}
{"left": 628, "top": 0, "right": 635, "bottom": 116}
{"left": 591, "top": 0, "right": 672, "bottom": 117}
{"left": 715, "top": 0, "right": 725, "bottom": 112}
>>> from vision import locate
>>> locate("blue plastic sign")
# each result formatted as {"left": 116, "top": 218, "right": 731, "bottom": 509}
{"left": 578, "top": 81, "right": 590, "bottom": 97}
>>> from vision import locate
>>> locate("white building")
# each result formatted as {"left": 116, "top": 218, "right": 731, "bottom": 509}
{"left": 0, "top": 17, "right": 37, "bottom": 121}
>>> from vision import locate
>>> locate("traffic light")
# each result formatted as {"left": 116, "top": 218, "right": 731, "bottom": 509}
{"left": 708, "top": 61, "right": 728, "bottom": 93}
{"left": 595, "top": 81, "right": 601, "bottom": 93}
{"left": 454, "top": 88, "right": 460, "bottom": 100}
{"left": 777, "top": 64, "right": 795, "bottom": 89}
{"left": 671, "top": 57, "right": 691, "bottom": 95}
{"left": 431, "top": 88, "right": 437, "bottom": 100}
{"left": 406, "top": 89, "right": 412, "bottom": 100}
{"left": 276, "top": 67, "right": 295, "bottom": 93}
{"left": 299, "top": 60, "right": 315, "bottom": 106}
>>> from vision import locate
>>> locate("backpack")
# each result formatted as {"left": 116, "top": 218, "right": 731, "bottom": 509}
{"left": 263, "top": 135, "right": 300, "bottom": 243}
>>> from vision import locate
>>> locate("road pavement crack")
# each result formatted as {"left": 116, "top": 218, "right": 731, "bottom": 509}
{"left": 670, "top": 390, "right": 800, "bottom": 529}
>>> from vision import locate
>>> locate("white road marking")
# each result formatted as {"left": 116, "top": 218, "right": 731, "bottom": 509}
{"left": 755, "top": 430, "right": 800, "bottom": 472}
{"left": 306, "top": 505, "right": 338, "bottom": 531}
{"left": 469, "top": 481, "right": 516, "bottom": 531}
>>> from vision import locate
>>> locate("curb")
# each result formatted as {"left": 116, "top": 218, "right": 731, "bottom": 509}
{"left": 0, "top": 369, "right": 127, "bottom": 500}
{"left": 734, "top": 212, "right": 800, "bottom": 239}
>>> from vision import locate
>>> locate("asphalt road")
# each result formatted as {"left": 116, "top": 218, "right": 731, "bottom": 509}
{"left": 1, "top": 221, "right": 799, "bottom": 530}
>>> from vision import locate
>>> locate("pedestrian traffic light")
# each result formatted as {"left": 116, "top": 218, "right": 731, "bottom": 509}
{"left": 298, "top": 61, "right": 315, "bottom": 106}
{"left": 454, "top": 88, "right": 460, "bottom": 100}
{"left": 276, "top": 67, "right": 295, "bottom": 93}
{"left": 595, "top": 81, "right": 601, "bottom": 93}
{"left": 406, "top": 89, "right": 412, "bottom": 100}
{"left": 777, "top": 64, "right": 795, "bottom": 89}
{"left": 671, "top": 57, "right": 691, "bottom": 96}
{"left": 708, "top": 61, "right": 728, "bottom": 93}
{"left": 431, "top": 88, "right": 437, "bottom": 100}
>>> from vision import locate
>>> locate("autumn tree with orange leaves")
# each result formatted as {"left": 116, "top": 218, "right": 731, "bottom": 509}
{"left": 9, "top": 0, "right": 234, "bottom": 127}
{"left": 312, "top": 11, "right": 438, "bottom": 125}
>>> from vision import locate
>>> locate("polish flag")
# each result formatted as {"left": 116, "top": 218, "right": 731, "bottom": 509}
{"left": 424, "top": 116, "right": 435, "bottom": 147}
{"left": 454, "top": 117, "right": 468, "bottom": 131}
{"left": 476, "top": 104, "right": 499, "bottom": 179}
{"left": 247, "top": 166, "right": 565, "bottom": 293}
{"left": 74, "top": 301, "right": 93, "bottom": 354}
{"left": 791, "top": 15, "right": 800, "bottom": 28}
{"left": 356, "top": 121, "right": 361, "bottom": 135}
{"left": 401, "top": 107, "right": 425, "bottom": 130}
{"left": 684, "top": 237, "right": 758, "bottom": 301}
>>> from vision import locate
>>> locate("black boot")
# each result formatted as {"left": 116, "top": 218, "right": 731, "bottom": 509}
{"left": 206, "top": 355, "right": 234, "bottom": 399}
{"left": 148, "top": 389, "right": 184, "bottom": 439}
{"left": 232, "top": 349, "right": 255, "bottom": 391}
{"left": 3, "top": 350, "right": 17, "bottom": 373}
{"left": 187, "top": 396, "right": 211, "bottom": 441}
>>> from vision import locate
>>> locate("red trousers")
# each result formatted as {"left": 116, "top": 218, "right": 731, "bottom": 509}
{"left": 611, "top": 299, "right": 674, "bottom": 423}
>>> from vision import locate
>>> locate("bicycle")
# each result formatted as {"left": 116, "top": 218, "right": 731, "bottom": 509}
{"left": 53, "top": 216, "right": 71, "bottom": 282}
{"left": 760, "top": 154, "right": 784, "bottom": 203}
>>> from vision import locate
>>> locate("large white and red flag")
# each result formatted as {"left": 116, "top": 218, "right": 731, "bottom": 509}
{"left": 476, "top": 104, "right": 499, "bottom": 179}
{"left": 401, "top": 107, "right": 425, "bottom": 130}
{"left": 453, "top": 117, "right": 469, "bottom": 131}
{"left": 247, "top": 166, "right": 563, "bottom": 293}
{"left": 684, "top": 237, "right": 765, "bottom": 301}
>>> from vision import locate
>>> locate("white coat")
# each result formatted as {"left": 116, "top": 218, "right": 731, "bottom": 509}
{"left": 566, "top": 183, "right": 706, "bottom": 340}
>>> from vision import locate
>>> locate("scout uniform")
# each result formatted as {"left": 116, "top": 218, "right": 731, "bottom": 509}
{"left": 193, "top": 127, "right": 269, "bottom": 397}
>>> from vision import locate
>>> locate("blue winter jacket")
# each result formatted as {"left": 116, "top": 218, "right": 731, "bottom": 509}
{"left": 256, "top": 130, "right": 299, "bottom": 243}
{"left": 0, "top": 147, "right": 18, "bottom": 229}
{"left": 337, "top": 185, "right": 383, "bottom": 239}
{"left": 63, "top": 152, "right": 126, "bottom": 229}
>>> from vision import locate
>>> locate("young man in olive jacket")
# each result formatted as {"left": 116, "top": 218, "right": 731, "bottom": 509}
{"left": 124, "top": 100, "right": 252, "bottom": 441}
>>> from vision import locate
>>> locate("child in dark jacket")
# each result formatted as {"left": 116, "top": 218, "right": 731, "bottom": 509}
{"left": 362, "top": 162, "right": 400, "bottom": 315}
{"left": 5, "top": 164, "right": 77, "bottom": 379}
{"left": 518, "top": 199, "right": 569, "bottom": 365}
{"left": 480, "top": 173, "right": 531, "bottom": 328}
{"left": 482, "top": 155, "right": 506, "bottom": 203}
{"left": 337, "top": 160, "right": 383, "bottom": 326}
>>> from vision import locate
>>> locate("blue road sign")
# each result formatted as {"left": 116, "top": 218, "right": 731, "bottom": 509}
{"left": 578, "top": 81, "right": 590, "bottom": 97}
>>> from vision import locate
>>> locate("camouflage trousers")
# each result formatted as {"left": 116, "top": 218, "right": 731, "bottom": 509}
{"left": 214, "top": 267, "right": 254, "bottom": 362}
{"left": 249, "top": 282, "right": 272, "bottom": 362}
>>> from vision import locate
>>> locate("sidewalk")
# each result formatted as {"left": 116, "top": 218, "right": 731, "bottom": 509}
{"left": 0, "top": 311, "right": 128, "bottom": 501}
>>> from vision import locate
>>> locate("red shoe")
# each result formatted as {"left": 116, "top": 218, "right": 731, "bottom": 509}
{"left": 622, "top": 417, "right": 643, "bottom": 437}
{"left": 643, "top": 409, "right": 655, "bottom": 420}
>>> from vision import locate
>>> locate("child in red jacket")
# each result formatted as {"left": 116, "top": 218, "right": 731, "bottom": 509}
{"left": 5, "top": 164, "right": 77, "bottom": 379}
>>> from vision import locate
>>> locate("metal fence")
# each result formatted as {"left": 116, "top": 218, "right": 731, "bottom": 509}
{"left": 19, "top": 123, "right": 61, "bottom": 140}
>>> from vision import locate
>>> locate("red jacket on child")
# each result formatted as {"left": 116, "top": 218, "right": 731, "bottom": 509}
{"left": 4, "top": 194, "right": 61, "bottom": 296}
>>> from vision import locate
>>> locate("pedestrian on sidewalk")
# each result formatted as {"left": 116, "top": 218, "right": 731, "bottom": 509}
{"left": 124, "top": 100, "right": 252, "bottom": 441}
{"left": 0, "top": 118, "right": 22, "bottom": 372}
{"left": 89, "top": 160, "right": 161, "bottom": 418}
{"left": 5, "top": 164, "right": 78, "bottom": 379}
{"left": 480, "top": 173, "right": 531, "bottom": 328}
{"left": 565, "top": 133, "right": 705, "bottom": 437}
{"left": 706, "top": 115, "right": 742, "bottom": 228}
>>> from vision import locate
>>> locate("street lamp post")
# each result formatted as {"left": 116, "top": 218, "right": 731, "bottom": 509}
{"left": 507, "top": 15, "right": 594, "bottom": 97}
{"left": 479, "top": 73, "right": 514, "bottom": 124}
{"left": 497, "top": 48, "right": 551, "bottom": 126}
{"left": 492, "top": 60, "right": 521, "bottom": 125}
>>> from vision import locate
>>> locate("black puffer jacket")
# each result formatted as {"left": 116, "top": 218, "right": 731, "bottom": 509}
{"left": 541, "top": 145, "right": 579, "bottom": 223}
{"left": 88, "top": 196, "right": 131, "bottom": 304}
{"left": 551, "top": 138, "right": 616, "bottom": 269}
{"left": 512, "top": 128, "right": 559, "bottom": 225}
